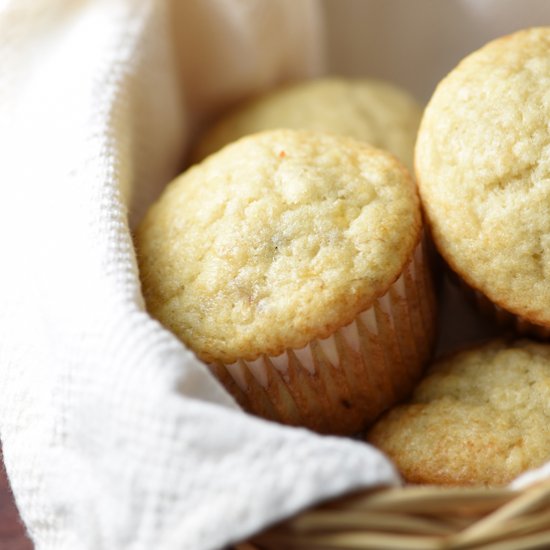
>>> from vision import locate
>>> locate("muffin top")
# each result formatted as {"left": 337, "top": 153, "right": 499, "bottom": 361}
{"left": 416, "top": 27, "right": 550, "bottom": 325}
{"left": 368, "top": 339, "right": 550, "bottom": 487}
{"left": 136, "top": 130, "right": 420, "bottom": 363}
{"left": 193, "top": 77, "right": 422, "bottom": 172}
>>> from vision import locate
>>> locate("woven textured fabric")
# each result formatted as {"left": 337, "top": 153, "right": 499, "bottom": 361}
{"left": 0, "top": 1, "right": 400, "bottom": 549}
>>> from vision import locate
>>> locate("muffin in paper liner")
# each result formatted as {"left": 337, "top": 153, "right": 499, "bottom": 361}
{"left": 209, "top": 236, "right": 436, "bottom": 435}
{"left": 136, "top": 129, "right": 437, "bottom": 436}
{"left": 367, "top": 338, "right": 550, "bottom": 487}
{"left": 416, "top": 28, "right": 550, "bottom": 341}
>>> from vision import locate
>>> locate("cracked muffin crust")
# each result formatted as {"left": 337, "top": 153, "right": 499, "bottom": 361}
{"left": 368, "top": 339, "right": 550, "bottom": 487}
{"left": 416, "top": 27, "right": 550, "bottom": 330}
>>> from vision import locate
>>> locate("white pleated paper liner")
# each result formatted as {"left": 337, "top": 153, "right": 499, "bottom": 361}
{"left": 209, "top": 236, "right": 437, "bottom": 435}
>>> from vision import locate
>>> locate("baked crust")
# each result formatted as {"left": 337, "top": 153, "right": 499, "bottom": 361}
{"left": 416, "top": 27, "right": 550, "bottom": 327}
{"left": 193, "top": 77, "right": 422, "bottom": 172}
{"left": 368, "top": 339, "right": 550, "bottom": 487}
{"left": 136, "top": 129, "right": 421, "bottom": 363}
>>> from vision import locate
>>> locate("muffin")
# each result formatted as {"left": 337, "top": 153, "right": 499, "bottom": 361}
{"left": 192, "top": 77, "right": 422, "bottom": 172}
{"left": 416, "top": 27, "right": 550, "bottom": 338}
{"left": 136, "top": 129, "right": 436, "bottom": 435}
{"left": 368, "top": 339, "right": 550, "bottom": 487}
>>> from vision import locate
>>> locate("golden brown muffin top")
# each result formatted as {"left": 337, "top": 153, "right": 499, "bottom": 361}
{"left": 136, "top": 130, "right": 420, "bottom": 363}
{"left": 368, "top": 339, "right": 550, "bottom": 487}
{"left": 416, "top": 27, "right": 550, "bottom": 325}
{"left": 193, "top": 77, "right": 422, "bottom": 172}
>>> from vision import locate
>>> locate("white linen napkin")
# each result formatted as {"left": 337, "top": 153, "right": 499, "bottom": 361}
{"left": 0, "top": 1, "right": 400, "bottom": 549}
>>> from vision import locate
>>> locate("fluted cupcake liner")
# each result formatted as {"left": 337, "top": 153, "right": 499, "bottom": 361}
{"left": 455, "top": 277, "right": 550, "bottom": 340}
{"left": 209, "top": 236, "right": 437, "bottom": 435}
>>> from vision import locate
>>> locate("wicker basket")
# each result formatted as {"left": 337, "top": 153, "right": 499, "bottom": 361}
{"left": 237, "top": 480, "right": 550, "bottom": 549}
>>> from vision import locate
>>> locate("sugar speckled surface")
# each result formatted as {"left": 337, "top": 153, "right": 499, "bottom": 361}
{"left": 137, "top": 129, "right": 421, "bottom": 363}
{"left": 416, "top": 27, "right": 550, "bottom": 326}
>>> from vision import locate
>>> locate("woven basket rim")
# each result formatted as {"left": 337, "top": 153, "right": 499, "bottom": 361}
{"left": 240, "top": 479, "right": 550, "bottom": 549}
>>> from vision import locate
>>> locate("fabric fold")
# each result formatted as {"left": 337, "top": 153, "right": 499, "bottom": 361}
{"left": 0, "top": 1, "right": 399, "bottom": 549}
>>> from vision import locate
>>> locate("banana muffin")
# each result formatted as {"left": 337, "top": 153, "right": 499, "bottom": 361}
{"left": 137, "top": 129, "right": 436, "bottom": 435}
{"left": 368, "top": 339, "right": 550, "bottom": 487}
{"left": 416, "top": 27, "right": 550, "bottom": 337}
{"left": 193, "top": 77, "right": 422, "bottom": 172}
